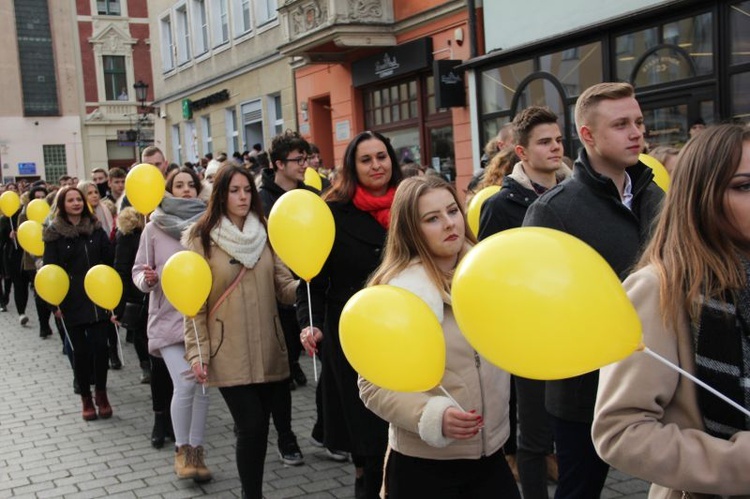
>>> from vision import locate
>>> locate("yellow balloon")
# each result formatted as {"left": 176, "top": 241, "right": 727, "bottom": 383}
{"left": 35, "top": 264, "right": 70, "bottom": 307}
{"left": 0, "top": 191, "right": 21, "bottom": 217}
{"left": 17, "top": 220, "right": 44, "bottom": 256}
{"left": 639, "top": 153, "right": 670, "bottom": 192}
{"left": 467, "top": 185, "right": 501, "bottom": 237}
{"left": 162, "top": 251, "right": 212, "bottom": 317}
{"left": 26, "top": 199, "right": 51, "bottom": 224}
{"left": 452, "top": 227, "right": 642, "bottom": 380}
{"left": 125, "top": 163, "right": 165, "bottom": 214}
{"left": 304, "top": 167, "right": 323, "bottom": 191}
{"left": 340, "top": 285, "right": 446, "bottom": 392}
{"left": 84, "top": 265, "right": 123, "bottom": 311}
{"left": 268, "top": 190, "right": 335, "bottom": 281}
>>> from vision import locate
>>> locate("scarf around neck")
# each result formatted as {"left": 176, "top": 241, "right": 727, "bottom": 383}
{"left": 210, "top": 213, "right": 267, "bottom": 269}
{"left": 352, "top": 185, "right": 396, "bottom": 228}
{"left": 693, "top": 256, "right": 750, "bottom": 439}
{"left": 150, "top": 197, "right": 206, "bottom": 240}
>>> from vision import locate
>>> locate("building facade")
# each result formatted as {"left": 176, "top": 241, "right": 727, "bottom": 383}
{"left": 279, "top": 0, "right": 479, "bottom": 192}
{"left": 0, "top": 0, "right": 83, "bottom": 183}
{"left": 464, "top": 0, "right": 750, "bottom": 169}
{"left": 149, "top": 0, "right": 297, "bottom": 165}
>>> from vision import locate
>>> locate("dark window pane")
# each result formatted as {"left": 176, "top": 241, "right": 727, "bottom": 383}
{"left": 731, "top": 1, "right": 750, "bottom": 65}
{"left": 539, "top": 42, "right": 602, "bottom": 97}
{"left": 616, "top": 27, "right": 659, "bottom": 81}
{"left": 731, "top": 72, "right": 750, "bottom": 123}
{"left": 662, "top": 12, "right": 712, "bottom": 75}
{"left": 481, "top": 59, "right": 535, "bottom": 114}
{"left": 104, "top": 55, "right": 126, "bottom": 101}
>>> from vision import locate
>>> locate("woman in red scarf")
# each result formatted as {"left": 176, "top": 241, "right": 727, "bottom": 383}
{"left": 298, "top": 131, "right": 403, "bottom": 499}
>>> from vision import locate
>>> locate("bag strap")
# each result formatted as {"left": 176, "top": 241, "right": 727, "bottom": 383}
{"left": 209, "top": 266, "right": 246, "bottom": 319}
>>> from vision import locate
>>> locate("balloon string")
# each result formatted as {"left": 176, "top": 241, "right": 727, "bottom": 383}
{"left": 192, "top": 318, "right": 206, "bottom": 395}
{"left": 58, "top": 309, "right": 74, "bottom": 354}
{"left": 111, "top": 315, "right": 124, "bottom": 367}
{"left": 438, "top": 385, "right": 466, "bottom": 413}
{"left": 306, "top": 280, "right": 318, "bottom": 383}
{"left": 642, "top": 346, "right": 750, "bottom": 419}
{"left": 9, "top": 216, "right": 17, "bottom": 249}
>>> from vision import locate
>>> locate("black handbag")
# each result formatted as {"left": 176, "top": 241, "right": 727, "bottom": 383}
{"left": 120, "top": 300, "right": 147, "bottom": 330}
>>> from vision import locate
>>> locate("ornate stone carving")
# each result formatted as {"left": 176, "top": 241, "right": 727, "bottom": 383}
{"left": 348, "top": 0, "right": 383, "bottom": 20}
{"left": 290, "top": 0, "right": 328, "bottom": 36}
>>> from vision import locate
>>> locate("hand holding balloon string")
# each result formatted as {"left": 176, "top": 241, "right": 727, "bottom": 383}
{"left": 442, "top": 407, "right": 483, "bottom": 440}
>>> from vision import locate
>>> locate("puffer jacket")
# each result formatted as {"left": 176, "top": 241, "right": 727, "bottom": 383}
{"left": 132, "top": 221, "right": 184, "bottom": 356}
{"left": 42, "top": 215, "right": 113, "bottom": 326}
{"left": 183, "top": 230, "right": 298, "bottom": 387}
{"left": 358, "top": 261, "right": 511, "bottom": 460}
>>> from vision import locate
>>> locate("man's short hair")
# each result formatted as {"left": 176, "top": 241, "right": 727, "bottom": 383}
{"left": 575, "top": 82, "right": 635, "bottom": 130}
{"left": 108, "top": 167, "right": 126, "bottom": 179}
{"left": 512, "top": 107, "right": 559, "bottom": 147}
{"left": 269, "top": 130, "right": 311, "bottom": 168}
{"left": 92, "top": 167, "right": 108, "bottom": 178}
{"left": 141, "top": 146, "right": 164, "bottom": 162}
{"left": 58, "top": 175, "right": 71, "bottom": 183}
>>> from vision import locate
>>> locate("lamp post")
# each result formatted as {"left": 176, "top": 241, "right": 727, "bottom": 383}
{"left": 133, "top": 80, "right": 149, "bottom": 154}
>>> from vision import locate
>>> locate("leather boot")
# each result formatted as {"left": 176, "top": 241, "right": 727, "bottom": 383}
{"left": 81, "top": 395, "right": 97, "bottom": 421}
{"left": 174, "top": 445, "right": 197, "bottom": 479}
{"left": 151, "top": 412, "right": 167, "bottom": 449}
{"left": 94, "top": 389, "right": 113, "bottom": 419}
{"left": 190, "top": 445, "right": 212, "bottom": 483}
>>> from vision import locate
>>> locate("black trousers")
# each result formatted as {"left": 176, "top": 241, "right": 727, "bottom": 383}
{"left": 269, "top": 306, "right": 299, "bottom": 443}
{"left": 11, "top": 267, "right": 29, "bottom": 315}
{"left": 68, "top": 321, "right": 110, "bottom": 396}
{"left": 385, "top": 448, "right": 520, "bottom": 499}
{"left": 150, "top": 355, "right": 173, "bottom": 413}
{"left": 552, "top": 416, "right": 608, "bottom": 499}
{"left": 220, "top": 382, "right": 284, "bottom": 499}
{"left": 516, "top": 377, "right": 554, "bottom": 499}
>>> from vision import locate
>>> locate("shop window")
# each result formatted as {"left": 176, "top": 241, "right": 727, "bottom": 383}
{"left": 225, "top": 108, "right": 240, "bottom": 155}
{"left": 364, "top": 80, "right": 419, "bottom": 129}
{"left": 731, "top": 1, "right": 750, "bottom": 66}
{"left": 539, "top": 42, "right": 602, "bottom": 98}
{"left": 201, "top": 115, "right": 213, "bottom": 156}
{"left": 103, "top": 55, "right": 126, "bottom": 101}
{"left": 731, "top": 72, "right": 750, "bottom": 123}
{"left": 515, "top": 78, "right": 566, "bottom": 125}
{"left": 172, "top": 125, "right": 182, "bottom": 165}
{"left": 616, "top": 11, "right": 713, "bottom": 84}
{"left": 480, "top": 59, "right": 534, "bottom": 114}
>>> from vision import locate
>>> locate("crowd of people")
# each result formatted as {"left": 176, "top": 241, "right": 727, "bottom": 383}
{"left": 4, "top": 80, "right": 750, "bottom": 498}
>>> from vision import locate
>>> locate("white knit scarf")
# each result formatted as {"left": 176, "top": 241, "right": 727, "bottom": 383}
{"left": 209, "top": 213, "right": 267, "bottom": 268}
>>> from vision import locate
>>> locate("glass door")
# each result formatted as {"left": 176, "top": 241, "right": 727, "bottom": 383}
{"left": 639, "top": 87, "right": 715, "bottom": 148}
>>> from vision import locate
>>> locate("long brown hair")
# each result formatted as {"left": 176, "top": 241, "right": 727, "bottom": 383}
{"left": 369, "top": 176, "right": 476, "bottom": 301}
{"left": 188, "top": 164, "right": 266, "bottom": 257}
{"left": 637, "top": 124, "right": 750, "bottom": 326}
{"left": 324, "top": 131, "right": 403, "bottom": 203}
{"left": 54, "top": 186, "right": 95, "bottom": 224}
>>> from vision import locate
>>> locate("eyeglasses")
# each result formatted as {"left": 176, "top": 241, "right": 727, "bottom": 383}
{"left": 283, "top": 156, "right": 308, "bottom": 166}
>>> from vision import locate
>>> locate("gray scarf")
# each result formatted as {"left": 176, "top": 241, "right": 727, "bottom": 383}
{"left": 150, "top": 197, "right": 206, "bottom": 240}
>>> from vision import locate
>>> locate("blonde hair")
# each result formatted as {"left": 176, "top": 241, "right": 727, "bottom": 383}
{"left": 368, "top": 176, "right": 476, "bottom": 301}
{"left": 574, "top": 82, "right": 634, "bottom": 129}
{"left": 480, "top": 149, "right": 518, "bottom": 189}
{"left": 637, "top": 124, "right": 750, "bottom": 326}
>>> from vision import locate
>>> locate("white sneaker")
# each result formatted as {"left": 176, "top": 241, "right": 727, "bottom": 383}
{"left": 19, "top": 314, "right": 28, "bottom": 326}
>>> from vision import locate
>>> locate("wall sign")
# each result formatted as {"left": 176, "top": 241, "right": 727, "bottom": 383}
{"left": 190, "top": 89, "right": 231, "bottom": 112}
{"left": 18, "top": 162, "right": 36, "bottom": 175}
{"left": 352, "top": 38, "right": 433, "bottom": 87}
{"left": 434, "top": 60, "right": 466, "bottom": 108}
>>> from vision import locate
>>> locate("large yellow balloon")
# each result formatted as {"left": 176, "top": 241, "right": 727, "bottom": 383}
{"left": 467, "top": 185, "right": 501, "bottom": 237}
{"left": 84, "top": 265, "right": 123, "bottom": 310}
{"left": 0, "top": 191, "right": 21, "bottom": 217}
{"left": 304, "top": 167, "right": 323, "bottom": 191}
{"left": 340, "top": 285, "right": 446, "bottom": 392}
{"left": 26, "top": 199, "right": 51, "bottom": 224}
{"left": 17, "top": 220, "right": 44, "bottom": 256}
{"left": 162, "top": 251, "right": 212, "bottom": 317}
{"left": 125, "top": 163, "right": 165, "bottom": 214}
{"left": 452, "top": 227, "right": 642, "bottom": 380}
{"left": 35, "top": 264, "right": 70, "bottom": 307}
{"left": 639, "top": 153, "right": 670, "bottom": 192}
{"left": 268, "top": 189, "right": 335, "bottom": 281}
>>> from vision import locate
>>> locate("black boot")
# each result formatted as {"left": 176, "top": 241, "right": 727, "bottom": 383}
{"left": 151, "top": 412, "right": 167, "bottom": 449}
{"left": 109, "top": 343, "right": 122, "bottom": 370}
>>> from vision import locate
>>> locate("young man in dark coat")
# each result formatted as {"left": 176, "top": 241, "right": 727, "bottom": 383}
{"left": 479, "top": 106, "right": 570, "bottom": 498}
{"left": 523, "top": 82, "right": 664, "bottom": 499}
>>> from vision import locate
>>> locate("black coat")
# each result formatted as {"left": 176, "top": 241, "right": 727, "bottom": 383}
{"left": 258, "top": 167, "right": 319, "bottom": 217}
{"left": 478, "top": 176, "right": 538, "bottom": 239}
{"left": 113, "top": 227, "right": 147, "bottom": 318}
{"left": 523, "top": 149, "right": 664, "bottom": 423}
{"left": 296, "top": 200, "right": 389, "bottom": 456}
{"left": 42, "top": 216, "right": 114, "bottom": 327}
{"left": 0, "top": 212, "right": 23, "bottom": 277}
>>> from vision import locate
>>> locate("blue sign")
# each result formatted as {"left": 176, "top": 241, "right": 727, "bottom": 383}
{"left": 18, "top": 162, "right": 36, "bottom": 175}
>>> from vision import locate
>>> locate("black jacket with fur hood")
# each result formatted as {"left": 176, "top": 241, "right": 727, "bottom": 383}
{"left": 43, "top": 215, "right": 114, "bottom": 327}
{"left": 114, "top": 207, "right": 147, "bottom": 318}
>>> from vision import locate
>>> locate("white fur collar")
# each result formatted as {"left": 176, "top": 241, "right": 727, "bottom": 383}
{"left": 387, "top": 263, "right": 445, "bottom": 323}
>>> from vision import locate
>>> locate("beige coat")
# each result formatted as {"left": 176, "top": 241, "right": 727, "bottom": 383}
{"left": 593, "top": 267, "right": 750, "bottom": 498}
{"left": 358, "top": 263, "right": 511, "bottom": 460}
{"left": 183, "top": 239, "right": 298, "bottom": 388}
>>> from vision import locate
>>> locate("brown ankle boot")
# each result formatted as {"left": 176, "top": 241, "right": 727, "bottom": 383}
{"left": 174, "top": 445, "right": 197, "bottom": 479}
{"left": 190, "top": 445, "right": 212, "bottom": 483}
{"left": 94, "top": 389, "right": 113, "bottom": 419}
{"left": 81, "top": 395, "right": 97, "bottom": 421}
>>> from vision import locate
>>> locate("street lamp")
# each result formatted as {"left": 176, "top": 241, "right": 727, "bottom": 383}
{"left": 132, "top": 80, "right": 150, "bottom": 154}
